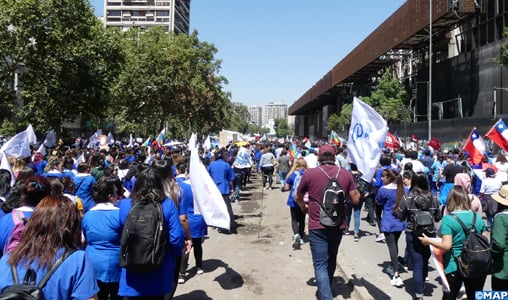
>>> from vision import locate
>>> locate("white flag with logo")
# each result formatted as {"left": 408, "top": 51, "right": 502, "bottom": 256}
{"left": 347, "top": 97, "right": 388, "bottom": 182}
{"left": 0, "top": 124, "right": 38, "bottom": 158}
{"left": 188, "top": 133, "right": 230, "bottom": 230}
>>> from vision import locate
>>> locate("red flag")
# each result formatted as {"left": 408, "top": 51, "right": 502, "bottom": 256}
{"left": 384, "top": 132, "right": 400, "bottom": 149}
{"left": 462, "top": 128, "right": 486, "bottom": 165}
{"left": 428, "top": 137, "right": 441, "bottom": 151}
{"left": 411, "top": 134, "right": 418, "bottom": 142}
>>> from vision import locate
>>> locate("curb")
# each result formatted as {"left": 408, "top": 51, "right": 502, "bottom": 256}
{"left": 337, "top": 252, "right": 372, "bottom": 300}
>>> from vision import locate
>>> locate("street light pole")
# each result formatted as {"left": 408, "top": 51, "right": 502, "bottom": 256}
{"left": 493, "top": 87, "right": 508, "bottom": 119}
{"left": 428, "top": 0, "right": 433, "bottom": 141}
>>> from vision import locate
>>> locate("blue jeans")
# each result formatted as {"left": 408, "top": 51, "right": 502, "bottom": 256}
{"left": 279, "top": 170, "right": 289, "bottom": 186}
{"left": 309, "top": 227, "right": 343, "bottom": 300}
{"left": 406, "top": 232, "right": 430, "bottom": 298}
{"left": 346, "top": 198, "right": 364, "bottom": 233}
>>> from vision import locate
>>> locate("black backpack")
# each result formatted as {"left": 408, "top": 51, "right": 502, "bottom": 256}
{"left": 412, "top": 211, "right": 435, "bottom": 238}
{"left": 311, "top": 167, "right": 345, "bottom": 227}
{"left": 0, "top": 249, "right": 77, "bottom": 300}
{"left": 410, "top": 195, "right": 437, "bottom": 238}
{"left": 119, "top": 199, "right": 168, "bottom": 273}
{"left": 450, "top": 212, "right": 492, "bottom": 279}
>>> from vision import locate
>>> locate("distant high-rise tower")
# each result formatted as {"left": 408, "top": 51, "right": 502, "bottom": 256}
{"left": 263, "top": 102, "right": 287, "bottom": 126}
{"left": 104, "top": 0, "right": 191, "bottom": 34}
{"left": 249, "top": 106, "right": 262, "bottom": 127}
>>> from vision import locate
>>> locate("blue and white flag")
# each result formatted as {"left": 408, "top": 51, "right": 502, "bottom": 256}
{"left": 188, "top": 133, "right": 230, "bottom": 230}
{"left": 0, "top": 124, "right": 38, "bottom": 158}
{"left": 203, "top": 134, "right": 211, "bottom": 150}
{"left": 347, "top": 97, "right": 388, "bottom": 182}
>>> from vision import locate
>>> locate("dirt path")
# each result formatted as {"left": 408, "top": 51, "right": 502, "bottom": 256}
{"left": 173, "top": 172, "right": 358, "bottom": 299}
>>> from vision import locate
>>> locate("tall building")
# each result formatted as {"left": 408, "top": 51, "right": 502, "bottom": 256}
{"left": 104, "top": 0, "right": 191, "bottom": 34}
{"left": 248, "top": 106, "right": 262, "bottom": 127}
{"left": 263, "top": 102, "right": 287, "bottom": 127}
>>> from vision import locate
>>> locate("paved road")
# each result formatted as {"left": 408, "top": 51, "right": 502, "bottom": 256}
{"left": 174, "top": 172, "right": 492, "bottom": 299}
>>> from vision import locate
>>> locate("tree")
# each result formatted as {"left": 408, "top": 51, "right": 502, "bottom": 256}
{"left": 229, "top": 103, "right": 250, "bottom": 133}
{"left": 274, "top": 118, "right": 292, "bottom": 137}
{"left": 497, "top": 28, "right": 508, "bottom": 66}
{"left": 110, "top": 28, "right": 231, "bottom": 138}
{"left": 327, "top": 113, "right": 341, "bottom": 133}
{"left": 0, "top": 0, "right": 123, "bottom": 134}
{"left": 361, "top": 69, "right": 408, "bottom": 125}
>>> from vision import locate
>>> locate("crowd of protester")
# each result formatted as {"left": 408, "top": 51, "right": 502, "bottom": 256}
{"left": 0, "top": 136, "right": 506, "bottom": 299}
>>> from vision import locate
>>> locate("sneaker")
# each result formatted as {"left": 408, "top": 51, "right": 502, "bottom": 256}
{"left": 292, "top": 234, "right": 301, "bottom": 250}
{"left": 268, "top": 187, "right": 272, "bottom": 190}
{"left": 354, "top": 234, "right": 360, "bottom": 242}
{"left": 178, "top": 274, "right": 185, "bottom": 284}
{"left": 390, "top": 275, "right": 403, "bottom": 287}
{"left": 299, "top": 237, "right": 304, "bottom": 245}
{"left": 196, "top": 268, "right": 204, "bottom": 275}
{"left": 375, "top": 233, "right": 385, "bottom": 242}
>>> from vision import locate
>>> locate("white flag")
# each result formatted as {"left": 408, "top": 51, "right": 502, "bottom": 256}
{"left": 36, "top": 143, "right": 46, "bottom": 156}
{"left": 0, "top": 124, "right": 38, "bottom": 158}
{"left": 127, "top": 134, "right": 134, "bottom": 148}
{"left": 188, "top": 133, "right": 230, "bottom": 230}
{"left": 203, "top": 135, "right": 211, "bottom": 150}
{"left": 43, "top": 129, "right": 56, "bottom": 148}
{"left": 347, "top": 97, "right": 388, "bottom": 182}
{"left": 107, "top": 132, "right": 115, "bottom": 145}
{"left": 0, "top": 151, "right": 16, "bottom": 186}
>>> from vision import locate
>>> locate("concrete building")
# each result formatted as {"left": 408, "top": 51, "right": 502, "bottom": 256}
{"left": 249, "top": 106, "right": 262, "bottom": 128}
{"left": 263, "top": 102, "right": 287, "bottom": 128}
{"left": 104, "top": 0, "right": 191, "bottom": 34}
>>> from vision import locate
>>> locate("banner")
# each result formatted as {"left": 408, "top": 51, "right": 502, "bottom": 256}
{"left": 0, "top": 151, "right": 16, "bottom": 186}
{"left": 188, "top": 133, "right": 230, "bottom": 230}
{"left": 347, "top": 97, "right": 388, "bottom": 182}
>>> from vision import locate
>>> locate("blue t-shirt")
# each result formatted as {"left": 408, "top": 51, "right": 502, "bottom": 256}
{"left": 207, "top": 160, "right": 235, "bottom": 195}
{"left": 440, "top": 210, "right": 487, "bottom": 274}
{"left": 0, "top": 208, "right": 34, "bottom": 258}
{"left": 117, "top": 197, "right": 185, "bottom": 296}
{"left": 375, "top": 183, "right": 406, "bottom": 233}
{"left": 0, "top": 249, "right": 99, "bottom": 299}
{"left": 82, "top": 203, "right": 122, "bottom": 283}
{"left": 285, "top": 169, "right": 305, "bottom": 208}
{"left": 176, "top": 176, "right": 207, "bottom": 238}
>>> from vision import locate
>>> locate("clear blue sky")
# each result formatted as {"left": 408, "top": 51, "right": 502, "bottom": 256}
{"left": 90, "top": 1, "right": 406, "bottom": 107}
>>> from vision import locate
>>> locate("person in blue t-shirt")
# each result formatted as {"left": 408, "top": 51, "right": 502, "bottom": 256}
{"left": 82, "top": 177, "right": 122, "bottom": 300}
{"left": 118, "top": 168, "right": 185, "bottom": 298}
{"left": 0, "top": 176, "right": 51, "bottom": 258}
{"left": 0, "top": 195, "right": 99, "bottom": 299}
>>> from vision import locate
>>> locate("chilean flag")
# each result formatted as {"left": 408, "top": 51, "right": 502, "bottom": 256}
{"left": 462, "top": 127, "right": 486, "bottom": 165}
{"left": 485, "top": 118, "right": 508, "bottom": 152}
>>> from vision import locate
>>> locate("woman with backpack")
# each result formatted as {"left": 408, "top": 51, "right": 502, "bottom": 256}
{"left": 0, "top": 195, "right": 99, "bottom": 299}
{"left": 396, "top": 172, "right": 441, "bottom": 300}
{"left": 117, "top": 168, "right": 185, "bottom": 299}
{"left": 491, "top": 184, "right": 508, "bottom": 290}
{"left": 419, "top": 185, "right": 488, "bottom": 300}
{"left": 283, "top": 157, "right": 308, "bottom": 249}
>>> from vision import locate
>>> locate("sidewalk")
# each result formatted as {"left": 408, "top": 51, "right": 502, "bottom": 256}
{"left": 174, "top": 173, "right": 491, "bottom": 299}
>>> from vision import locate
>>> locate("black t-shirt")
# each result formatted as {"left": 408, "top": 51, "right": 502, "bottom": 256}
{"left": 442, "top": 163, "right": 463, "bottom": 183}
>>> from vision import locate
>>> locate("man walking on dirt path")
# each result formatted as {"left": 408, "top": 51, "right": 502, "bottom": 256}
{"left": 296, "top": 144, "right": 360, "bottom": 300}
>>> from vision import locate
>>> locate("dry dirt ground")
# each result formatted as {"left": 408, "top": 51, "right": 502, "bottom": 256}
{"left": 173, "top": 172, "right": 359, "bottom": 300}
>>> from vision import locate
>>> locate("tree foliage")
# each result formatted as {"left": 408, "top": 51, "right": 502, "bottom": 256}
{"left": 0, "top": 0, "right": 122, "bottom": 134}
{"left": 497, "top": 28, "right": 508, "bottom": 66}
{"left": 274, "top": 118, "right": 292, "bottom": 137}
{"left": 110, "top": 28, "right": 231, "bottom": 138}
{"left": 361, "top": 70, "right": 408, "bottom": 124}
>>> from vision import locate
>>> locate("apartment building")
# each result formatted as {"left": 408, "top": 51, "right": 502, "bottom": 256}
{"left": 104, "top": 0, "right": 191, "bottom": 34}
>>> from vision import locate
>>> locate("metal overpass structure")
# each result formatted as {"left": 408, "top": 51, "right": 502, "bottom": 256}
{"left": 289, "top": 0, "right": 508, "bottom": 142}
